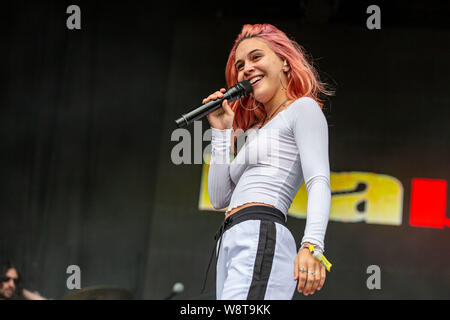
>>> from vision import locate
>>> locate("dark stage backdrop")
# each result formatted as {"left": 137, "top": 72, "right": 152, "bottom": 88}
{"left": 0, "top": 0, "right": 174, "bottom": 299}
{"left": 1, "top": 1, "right": 449, "bottom": 300}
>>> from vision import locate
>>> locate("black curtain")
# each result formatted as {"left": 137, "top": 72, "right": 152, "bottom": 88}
{"left": 1, "top": 0, "right": 173, "bottom": 299}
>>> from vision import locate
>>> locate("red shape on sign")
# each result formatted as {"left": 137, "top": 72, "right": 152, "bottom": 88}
{"left": 410, "top": 178, "right": 449, "bottom": 228}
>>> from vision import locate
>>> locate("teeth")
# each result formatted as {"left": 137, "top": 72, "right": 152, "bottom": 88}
{"left": 250, "top": 76, "right": 262, "bottom": 84}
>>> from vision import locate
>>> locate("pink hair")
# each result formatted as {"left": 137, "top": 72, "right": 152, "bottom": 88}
{"left": 225, "top": 24, "right": 333, "bottom": 131}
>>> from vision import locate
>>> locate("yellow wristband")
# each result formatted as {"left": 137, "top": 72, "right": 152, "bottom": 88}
{"left": 308, "top": 245, "right": 332, "bottom": 272}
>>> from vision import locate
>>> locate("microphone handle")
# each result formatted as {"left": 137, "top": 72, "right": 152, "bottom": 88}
{"left": 164, "top": 292, "right": 176, "bottom": 300}
{"left": 179, "top": 97, "right": 224, "bottom": 127}
{"left": 175, "top": 84, "right": 247, "bottom": 128}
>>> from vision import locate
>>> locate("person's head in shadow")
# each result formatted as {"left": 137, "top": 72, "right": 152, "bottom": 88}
{"left": 0, "top": 261, "right": 22, "bottom": 300}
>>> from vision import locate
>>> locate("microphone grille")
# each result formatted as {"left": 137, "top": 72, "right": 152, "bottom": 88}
{"left": 173, "top": 282, "right": 184, "bottom": 293}
{"left": 240, "top": 80, "right": 253, "bottom": 96}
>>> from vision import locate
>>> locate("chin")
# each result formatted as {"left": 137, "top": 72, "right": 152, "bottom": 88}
{"left": 253, "top": 92, "right": 271, "bottom": 105}
{"left": 253, "top": 84, "right": 277, "bottom": 104}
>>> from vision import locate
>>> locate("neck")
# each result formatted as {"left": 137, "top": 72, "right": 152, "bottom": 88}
{"left": 263, "top": 90, "right": 289, "bottom": 117}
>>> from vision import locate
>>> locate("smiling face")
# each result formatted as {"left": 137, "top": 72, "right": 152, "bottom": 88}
{"left": 235, "top": 37, "right": 289, "bottom": 106}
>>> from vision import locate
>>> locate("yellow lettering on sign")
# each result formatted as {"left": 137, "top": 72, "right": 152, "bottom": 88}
{"left": 199, "top": 163, "right": 403, "bottom": 226}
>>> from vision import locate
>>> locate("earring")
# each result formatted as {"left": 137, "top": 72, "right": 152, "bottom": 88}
{"left": 280, "top": 60, "right": 289, "bottom": 90}
{"left": 279, "top": 69, "right": 287, "bottom": 91}
{"left": 240, "top": 96, "right": 261, "bottom": 111}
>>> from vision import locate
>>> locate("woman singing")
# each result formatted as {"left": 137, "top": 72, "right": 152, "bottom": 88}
{"left": 205, "top": 24, "right": 333, "bottom": 300}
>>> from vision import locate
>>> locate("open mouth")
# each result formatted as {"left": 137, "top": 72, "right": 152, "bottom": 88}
{"left": 249, "top": 76, "right": 264, "bottom": 87}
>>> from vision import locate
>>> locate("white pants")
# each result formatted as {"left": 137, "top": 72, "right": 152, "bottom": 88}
{"left": 216, "top": 219, "right": 297, "bottom": 300}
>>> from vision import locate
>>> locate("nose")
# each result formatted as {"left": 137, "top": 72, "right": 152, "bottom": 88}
{"left": 243, "top": 62, "right": 255, "bottom": 78}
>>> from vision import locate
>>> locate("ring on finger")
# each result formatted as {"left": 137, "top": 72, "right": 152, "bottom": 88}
{"left": 308, "top": 271, "right": 315, "bottom": 275}
{"left": 300, "top": 267, "right": 307, "bottom": 273}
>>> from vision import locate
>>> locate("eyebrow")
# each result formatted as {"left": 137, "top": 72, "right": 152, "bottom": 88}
{"left": 235, "top": 49, "right": 264, "bottom": 68}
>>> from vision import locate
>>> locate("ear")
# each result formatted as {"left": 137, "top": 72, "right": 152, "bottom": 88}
{"left": 283, "top": 60, "right": 290, "bottom": 72}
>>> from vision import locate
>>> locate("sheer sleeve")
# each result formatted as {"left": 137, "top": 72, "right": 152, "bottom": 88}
{"left": 292, "top": 98, "right": 331, "bottom": 252}
{"left": 208, "top": 128, "right": 236, "bottom": 209}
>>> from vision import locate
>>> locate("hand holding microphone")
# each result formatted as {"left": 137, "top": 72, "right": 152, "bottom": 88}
{"left": 203, "top": 88, "right": 235, "bottom": 130}
{"left": 174, "top": 80, "right": 253, "bottom": 129}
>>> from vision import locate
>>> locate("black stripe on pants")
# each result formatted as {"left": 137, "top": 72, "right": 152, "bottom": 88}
{"left": 247, "top": 220, "right": 277, "bottom": 300}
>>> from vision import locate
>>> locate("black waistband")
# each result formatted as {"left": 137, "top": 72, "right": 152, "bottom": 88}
{"left": 202, "top": 205, "right": 287, "bottom": 295}
{"left": 214, "top": 205, "right": 286, "bottom": 241}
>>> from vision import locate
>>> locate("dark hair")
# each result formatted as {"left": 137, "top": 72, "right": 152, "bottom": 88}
{"left": 1, "top": 260, "right": 23, "bottom": 298}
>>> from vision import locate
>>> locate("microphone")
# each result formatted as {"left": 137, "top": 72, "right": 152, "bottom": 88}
{"left": 164, "top": 282, "right": 184, "bottom": 300}
{"left": 175, "top": 80, "right": 253, "bottom": 128}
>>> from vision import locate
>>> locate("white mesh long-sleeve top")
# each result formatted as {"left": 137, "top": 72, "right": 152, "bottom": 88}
{"left": 208, "top": 97, "right": 331, "bottom": 251}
